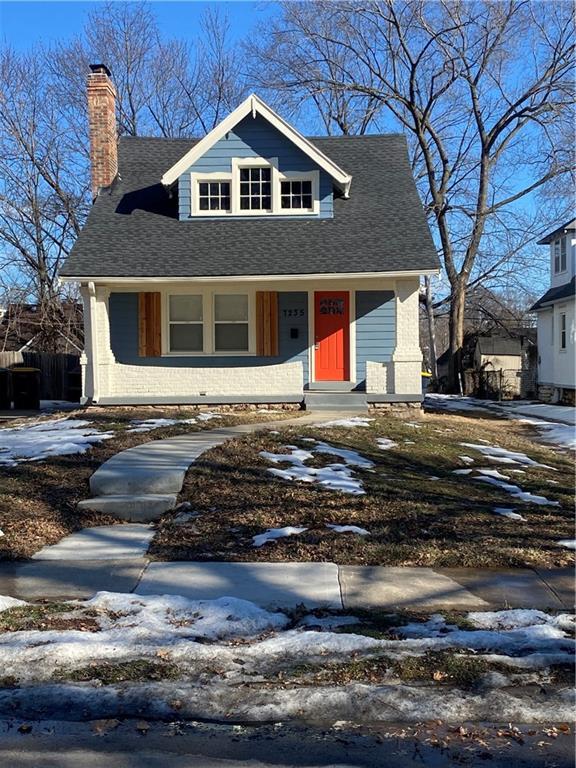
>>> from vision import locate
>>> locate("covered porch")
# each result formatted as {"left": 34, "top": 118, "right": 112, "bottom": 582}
{"left": 77, "top": 274, "right": 423, "bottom": 407}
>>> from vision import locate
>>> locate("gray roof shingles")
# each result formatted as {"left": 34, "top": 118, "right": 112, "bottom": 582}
{"left": 60, "top": 133, "right": 440, "bottom": 278}
{"left": 530, "top": 276, "right": 575, "bottom": 311}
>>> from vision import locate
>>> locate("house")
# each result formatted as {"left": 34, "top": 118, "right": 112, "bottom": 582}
{"left": 436, "top": 328, "right": 537, "bottom": 398}
{"left": 530, "top": 219, "right": 576, "bottom": 405}
{"left": 59, "top": 65, "right": 439, "bottom": 409}
{"left": 0, "top": 302, "right": 83, "bottom": 354}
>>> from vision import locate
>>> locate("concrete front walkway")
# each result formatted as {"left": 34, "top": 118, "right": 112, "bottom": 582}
{"left": 78, "top": 411, "right": 353, "bottom": 520}
{"left": 0, "top": 559, "right": 572, "bottom": 610}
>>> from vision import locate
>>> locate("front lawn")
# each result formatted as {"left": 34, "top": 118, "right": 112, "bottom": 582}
{"left": 150, "top": 411, "right": 574, "bottom": 568}
{"left": 0, "top": 405, "right": 298, "bottom": 560}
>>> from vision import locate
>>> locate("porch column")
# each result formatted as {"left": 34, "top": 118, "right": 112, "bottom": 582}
{"left": 391, "top": 278, "right": 422, "bottom": 394}
{"left": 79, "top": 283, "right": 115, "bottom": 403}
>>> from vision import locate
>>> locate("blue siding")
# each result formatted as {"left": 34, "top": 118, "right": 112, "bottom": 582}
{"left": 355, "top": 291, "right": 395, "bottom": 386}
{"left": 109, "top": 292, "right": 309, "bottom": 383}
{"left": 178, "top": 115, "right": 333, "bottom": 220}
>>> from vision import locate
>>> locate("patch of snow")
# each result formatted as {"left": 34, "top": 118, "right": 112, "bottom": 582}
{"left": 428, "top": 476, "right": 440, "bottom": 481}
{"left": 196, "top": 412, "right": 222, "bottom": 422}
{"left": 405, "top": 422, "right": 422, "bottom": 428}
{"left": 452, "top": 469, "right": 473, "bottom": 475}
{"left": 426, "top": 395, "right": 576, "bottom": 450}
{"left": 260, "top": 442, "right": 371, "bottom": 494}
{"left": 260, "top": 446, "right": 315, "bottom": 465}
{"left": 474, "top": 476, "right": 559, "bottom": 506}
{"left": 377, "top": 438, "right": 398, "bottom": 450}
{"left": 314, "top": 441, "right": 374, "bottom": 468}
{"left": 0, "top": 419, "right": 114, "bottom": 466}
{"left": 459, "top": 442, "right": 556, "bottom": 470}
{"left": 557, "top": 539, "right": 576, "bottom": 550}
{"left": 297, "top": 614, "right": 361, "bottom": 630}
{"left": 517, "top": 418, "right": 576, "bottom": 450}
{"left": 404, "top": 440, "right": 416, "bottom": 444}
{"left": 0, "top": 596, "right": 27, "bottom": 612}
{"left": 326, "top": 524, "right": 370, "bottom": 536}
{"left": 477, "top": 468, "right": 511, "bottom": 481}
{"left": 127, "top": 417, "right": 199, "bottom": 433}
{"left": 252, "top": 526, "right": 308, "bottom": 547}
{"left": 458, "top": 455, "right": 475, "bottom": 465}
{"left": 467, "top": 609, "right": 574, "bottom": 633}
{"left": 493, "top": 507, "right": 527, "bottom": 522}
{"left": 268, "top": 464, "right": 365, "bottom": 494}
{"left": 318, "top": 417, "right": 374, "bottom": 428}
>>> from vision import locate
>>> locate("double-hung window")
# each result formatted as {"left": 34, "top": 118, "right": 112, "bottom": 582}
{"left": 214, "top": 294, "right": 249, "bottom": 352}
{"left": 560, "top": 312, "right": 567, "bottom": 350}
{"left": 168, "top": 295, "right": 203, "bottom": 352}
{"left": 280, "top": 179, "right": 313, "bottom": 210}
{"left": 554, "top": 238, "right": 567, "bottom": 273}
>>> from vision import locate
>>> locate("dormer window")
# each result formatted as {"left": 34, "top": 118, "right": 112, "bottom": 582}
{"left": 199, "top": 181, "right": 230, "bottom": 212}
{"left": 239, "top": 167, "right": 271, "bottom": 211}
{"left": 190, "top": 158, "right": 320, "bottom": 217}
{"left": 281, "top": 179, "right": 313, "bottom": 210}
{"left": 553, "top": 237, "right": 567, "bottom": 273}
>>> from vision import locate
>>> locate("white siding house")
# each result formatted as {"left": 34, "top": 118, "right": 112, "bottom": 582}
{"left": 531, "top": 219, "right": 576, "bottom": 404}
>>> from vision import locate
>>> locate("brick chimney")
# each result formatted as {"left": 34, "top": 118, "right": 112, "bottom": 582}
{"left": 87, "top": 64, "right": 118, "bottom": 199}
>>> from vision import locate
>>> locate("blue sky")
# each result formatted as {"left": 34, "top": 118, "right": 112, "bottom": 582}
{"left": 0, "top": 1, "right": 273, "bottom": 49}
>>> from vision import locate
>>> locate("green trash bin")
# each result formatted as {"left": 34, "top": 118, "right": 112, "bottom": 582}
{"left": 12, "top": 367, "right": 41, "bottom": 410}
{"left": 0, "top": 368, "right": 11, "bottom": 409}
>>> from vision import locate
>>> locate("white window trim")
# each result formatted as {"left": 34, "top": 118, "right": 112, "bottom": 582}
{"left": 190, "top": 171, "right": 232, "bottom": 217}
{"left": 213, "top": 292, "right": 251, "bottom": 353}
{"left": 162, "top": 287, "right": 255, "bottom": 356}
{"left": 553, "top": 237, "right": 567, "bottom": 274}
{"left": 189, "top": 157, "right": 320, "bottom": 217}
{"left": 559, "top": 311, "right": 567, "bottom": 351}
{"left": 279, "top": 170, "right": 320, "bottom": 215}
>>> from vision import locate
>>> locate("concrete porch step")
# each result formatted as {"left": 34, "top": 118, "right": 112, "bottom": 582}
{"left": 304, "top": 392, "right": 367, "bottom": 411}
{"left": 78, "top": 494, "right": 177, "bottom": 521}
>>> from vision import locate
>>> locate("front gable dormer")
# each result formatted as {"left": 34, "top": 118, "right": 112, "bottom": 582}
{"left": 160, "top": 95, "right": 352, "bottom": 221}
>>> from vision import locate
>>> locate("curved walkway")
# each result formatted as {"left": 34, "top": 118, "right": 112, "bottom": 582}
{"left": 77, "top": 412, "right": 351, "bottom": 521}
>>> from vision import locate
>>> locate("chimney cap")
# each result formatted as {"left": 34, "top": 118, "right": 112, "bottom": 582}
{"left": 89, "top": 63, "right": 111, "bottom": 77}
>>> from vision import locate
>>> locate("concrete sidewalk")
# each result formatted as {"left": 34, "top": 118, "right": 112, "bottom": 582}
{"left": 77, "top": 411, "right": 357, "bottom": 520}
{"left": 0, "top": 559, "right": 572, "bottom": 611}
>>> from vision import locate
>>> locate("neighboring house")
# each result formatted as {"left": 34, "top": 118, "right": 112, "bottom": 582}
{"left": 60, "top": 65, "right": 439, "bottom": 408}
{"left": 0, "top": 303, "right": 83, "bottom": 354}
{"left": 531, "top": 219, "right": 576, "bottom": 405}
{"left": 436, "top": 328, "right": 536, "bottom": 398}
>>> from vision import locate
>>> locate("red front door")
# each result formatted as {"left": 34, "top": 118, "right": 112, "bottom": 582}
{"left": 314, "top": 291, "right": 350, "bottom": 381}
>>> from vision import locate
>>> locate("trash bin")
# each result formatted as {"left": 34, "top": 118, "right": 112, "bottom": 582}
{"left": 12, "top": 367, "right": 41, "bottom": 410}
{"left": 0, "top": 369, "right": 11, "bottom": 409}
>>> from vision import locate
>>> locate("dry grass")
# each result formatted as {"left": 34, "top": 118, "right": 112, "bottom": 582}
{"left": 150, "top": 410, "right": 574, "bottom": 568}
{"left": 0, "top": 405, "right": 299, "bottom": 560}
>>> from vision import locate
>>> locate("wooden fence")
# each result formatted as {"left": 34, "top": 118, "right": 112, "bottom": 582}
{"left": 0, "top": 352, "right": 81, "bottom": 401}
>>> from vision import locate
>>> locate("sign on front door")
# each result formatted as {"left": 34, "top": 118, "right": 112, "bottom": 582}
{"left": 314, "top": 291, "right": 350, "bottom": 381}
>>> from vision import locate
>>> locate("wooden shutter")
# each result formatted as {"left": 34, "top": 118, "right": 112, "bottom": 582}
{"left": 256, "top": 291, "right": 279, "bottom": 356}
{"left": 138, "top": 292, "right": 162, "bottom": 357}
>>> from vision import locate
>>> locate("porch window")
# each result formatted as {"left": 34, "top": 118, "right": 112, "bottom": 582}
{"left": 281, "top": 179, "right": 313, "bottom": 210}
{"left": 214, "top": 294, "right": 249, "bottom": 352}
{"left": 239, "top": 168, "right": 272, "bottom": 211}
{"left": 168, "top": 295, "right": 203, "bottom": 352}
{"left": 554, "top": 238, "right": 567, "bottom": 273}
{"left": 198, "top": 181, "right": 230, "bottom": 212}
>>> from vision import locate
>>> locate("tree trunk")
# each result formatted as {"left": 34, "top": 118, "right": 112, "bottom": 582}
{"left": 424, "top": 276, "right": 438, "bottom": 381}
{"left": 447, "top": 281, "right": 467, "bottom": 394}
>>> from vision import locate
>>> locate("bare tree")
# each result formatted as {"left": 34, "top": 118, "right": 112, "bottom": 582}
{"left": 0, "top": 48, "right": 88, "bottom": 350}
{"left": 0, "top": 3, "right": 245, "bottom": 350}
{"left": 250, "top": 1, "right": 575, "bottom": 389}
